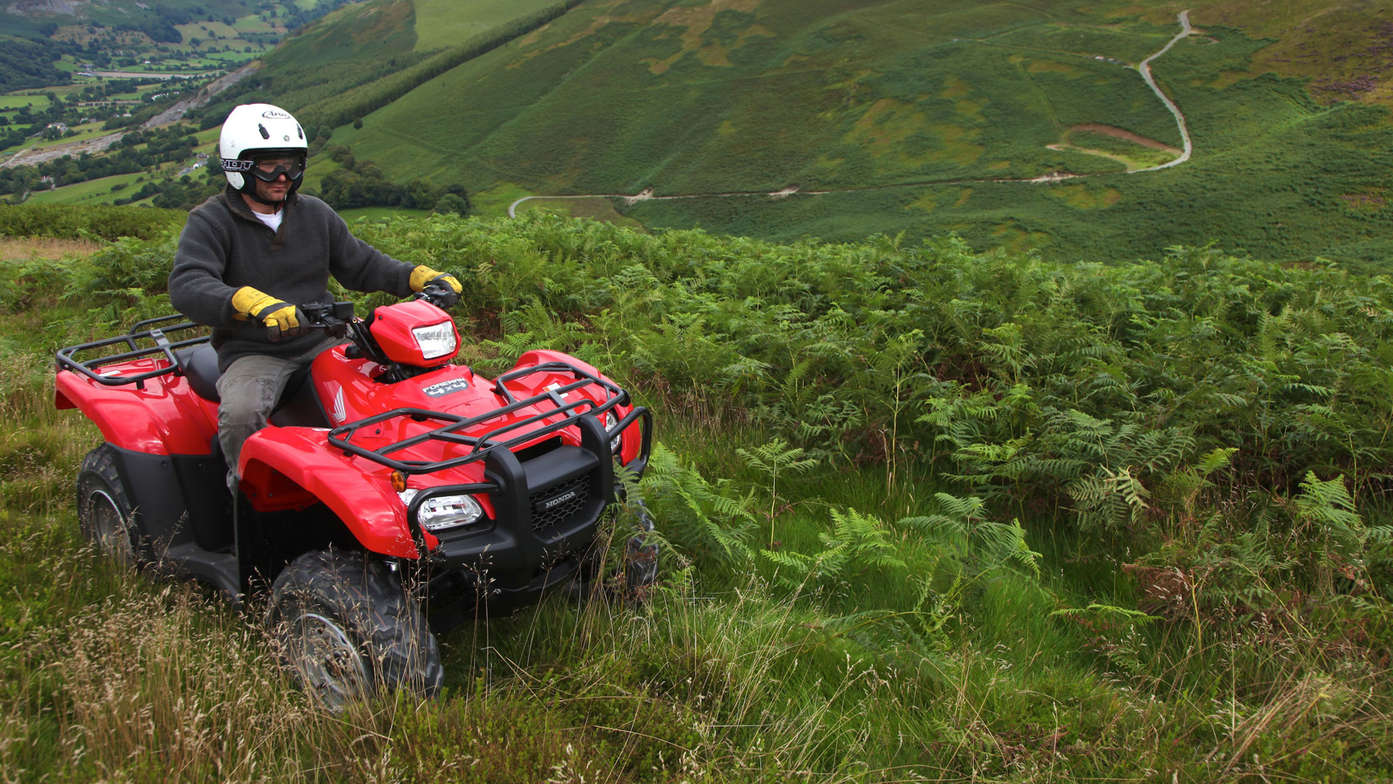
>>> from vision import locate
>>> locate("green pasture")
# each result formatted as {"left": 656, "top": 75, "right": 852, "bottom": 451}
{"left": 0, "top": 93, "right": 51, "bottom": 111}
{"left": 470, "top": 182, "right": 535, "bottom": 218}
{"left": 412, "top": 0, "right": 562, "bottom": 52}
{"left": 231, "top": 13, "right": 278, "bottom": 35}
{"left": 23, "top": 172, "right": 150, "bottom": 205}
{"left": 181, "top": 52, "right": 258, "bottom": 68}
{"left": 509, "top": 195, "right": 646, "bottom": 228}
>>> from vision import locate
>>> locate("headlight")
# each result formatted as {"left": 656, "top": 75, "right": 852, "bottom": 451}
{"left": 399, "top": 489, "right": 485, "bottom": 532}
{"left": 602, "top": 411, "right": 622, "bottom": 455}
{"left": 411, "top": 322, "right": 457, "bottom": 360}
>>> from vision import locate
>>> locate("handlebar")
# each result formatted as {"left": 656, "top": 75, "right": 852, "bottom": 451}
{"left": 300, "top": 301, "right": 355, "bottom": 335}
{"left": 297, "top": 285, "right": 454, "bottom": 334}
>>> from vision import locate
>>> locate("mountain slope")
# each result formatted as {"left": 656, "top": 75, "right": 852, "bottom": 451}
{"left": 161, "top": 0, "right": 1393, "bottom": 264}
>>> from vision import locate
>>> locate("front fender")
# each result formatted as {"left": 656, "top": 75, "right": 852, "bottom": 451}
{"left": 238, "top": 426, "right": 423, "bottom": 559}
{"left": 513, "top": 349, "right": 601, "bottom": 379}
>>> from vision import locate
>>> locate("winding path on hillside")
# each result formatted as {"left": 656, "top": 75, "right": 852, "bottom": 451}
{"left": 1131, "top": 10, "right": 1193, "bottom": 173}
{"left": 509, "top": 11, "right": 1197, "bottom": 218}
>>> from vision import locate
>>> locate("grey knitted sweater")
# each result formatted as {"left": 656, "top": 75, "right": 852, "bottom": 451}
{"left": 170, "top": 188, "right": 415, "bottom": 370}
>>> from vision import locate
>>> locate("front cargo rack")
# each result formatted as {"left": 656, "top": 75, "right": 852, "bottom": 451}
{"left": 328, "top": 362, "right": 651, "bottom": 475}
{"left": 55, "top": 314, "right": 209, "bottom": 390}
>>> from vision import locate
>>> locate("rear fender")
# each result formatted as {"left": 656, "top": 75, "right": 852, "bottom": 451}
{"left": 238, "top": 427, "right": 421, "bottom": 559}
{"left": 55, "top": 369, "right": 219, "bottom": 454}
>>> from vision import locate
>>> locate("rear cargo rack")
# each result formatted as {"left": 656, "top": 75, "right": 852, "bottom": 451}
{"left": 329, "top": 362, "right": 648, "bottom": 474}
{"left": 55, "top": 314, "right": 209, "bottom": 390}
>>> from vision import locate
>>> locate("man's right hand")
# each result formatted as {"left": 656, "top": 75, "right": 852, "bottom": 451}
{"left": 231, "top": 286, "right": 304, "bottom": 341}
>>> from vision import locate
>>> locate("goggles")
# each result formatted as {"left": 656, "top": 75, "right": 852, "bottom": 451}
{"left": 222, "top": 156, "right": 305, "bottom": 182}
{"left": 250, "top": 158, "right": 305, "bottom": 182}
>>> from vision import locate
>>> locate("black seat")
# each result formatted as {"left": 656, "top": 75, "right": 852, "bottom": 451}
{"left": 176, "top": 344, "right": 222, "bottom": 402}
{"left": 175, "top": 344, "right": 328, "bottom": 428}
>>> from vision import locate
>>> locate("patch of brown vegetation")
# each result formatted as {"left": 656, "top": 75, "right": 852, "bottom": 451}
{"left": 1070, "top": 123, "right": 1180, "bottom": 152}
{"left": 646, "top": 0, "right": 770, "bottom": 75}
{"left": 1123, "top": 562, "right": 1195, "bottom": 622}
{"left": 1191, "top": 3, "right": 1393, "bottom": 112}
{"left": 1341, "top": 191, "right": 1387, "bottom": 211}
{"left": 0, "top": 237, "right": 102, "bottom": 263}
{"left": 516, "top": 4, "right": 657, "bottom": 67}
{"left": 53, "top": 25, "right": 152, "bottom": 47}
{"left": 352, "top": 0, "right": 413, "bottom": 46}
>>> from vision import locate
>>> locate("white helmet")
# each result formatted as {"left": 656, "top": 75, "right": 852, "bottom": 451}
{"left": 218, "top": 103, "right": 307, "bottom": 198}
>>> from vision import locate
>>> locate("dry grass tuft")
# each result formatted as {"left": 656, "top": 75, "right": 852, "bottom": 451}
{"left": 0, "top": 237, "right": 102, "bottom": 263}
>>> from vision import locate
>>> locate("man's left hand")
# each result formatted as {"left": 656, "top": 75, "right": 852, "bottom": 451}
{"left": 410, "top": 265, "right": 462, "bottom": 308}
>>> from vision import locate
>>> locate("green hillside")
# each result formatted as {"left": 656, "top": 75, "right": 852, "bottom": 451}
{"left": 199, "top": 0, "right": 1393, "bottom": 266}
{"left": 12, "top": 0, "right": 1392, "bottom": 264}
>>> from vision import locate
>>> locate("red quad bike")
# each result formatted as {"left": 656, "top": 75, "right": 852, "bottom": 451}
{"left": 55, "top": 290, "right": 657, "bottom": 706}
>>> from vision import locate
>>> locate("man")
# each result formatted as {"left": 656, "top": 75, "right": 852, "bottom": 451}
{"left": 169, "top": 102, "right": 462, "bottom": 485}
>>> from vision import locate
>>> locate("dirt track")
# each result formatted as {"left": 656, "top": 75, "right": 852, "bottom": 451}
{"left": 1131, "top": 10, "right": 1193, "bottom": 173}
{"left": 1070, "top": 123, "right": 1181, "bottom": 153}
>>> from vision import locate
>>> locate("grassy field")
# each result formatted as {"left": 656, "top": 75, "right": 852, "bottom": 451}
{"left": 412, "top": 0, "right": 561, "bottom": 52}
{"left": 2, "top": 209, "right": 1392, "bottom": 781}
{"left": 0, "top": 93, "right": 51, "bottom": 110}
{"left": 22, "top": 172, "right": 151, "bottom": 205}
{"left": 0, "top": 235, "right": 100, "bottom": 260}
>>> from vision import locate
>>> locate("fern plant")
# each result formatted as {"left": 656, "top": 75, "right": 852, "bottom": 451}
{"left": 736, "top": 437, "right": 818, "bottom": 546}
{"left": 1292, "top": 472, "right": 1375, "bottom": 593}
{"left": 760, "top": 507, "right": 906, "bottom": 595}
{"left": 637, "top": 444, "right": 759, "bottom": 574}
{"left": 900, "top": 492, "right": 1042, "bottom": 578}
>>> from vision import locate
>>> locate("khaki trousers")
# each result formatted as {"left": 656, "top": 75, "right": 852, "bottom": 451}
{"left": 215, "top": 336, "right": 339, "bottom": 480}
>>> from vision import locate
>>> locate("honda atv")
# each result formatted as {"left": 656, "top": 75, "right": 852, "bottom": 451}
{"left": 55, "top": 290, "right": 656, "bottom": 706}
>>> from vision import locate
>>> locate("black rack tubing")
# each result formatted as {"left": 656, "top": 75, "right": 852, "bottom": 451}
{"left": 332, "top": 401, "right": 615, "bottom": 474}
{"left": 492, "top": 361, "right": 625, "bottom": 404}
{"left": 56, "top": 321, "right": 209, "bottom": 387}
{"left": 330, "top": 371, "right": 627, "bottom": 470}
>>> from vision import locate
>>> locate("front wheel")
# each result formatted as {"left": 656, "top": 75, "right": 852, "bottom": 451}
{"left": 266, "top": 549, "right": 443, "bottom": 709}
{"left": 76, "top": 445, "right": 141, "bottom": 567}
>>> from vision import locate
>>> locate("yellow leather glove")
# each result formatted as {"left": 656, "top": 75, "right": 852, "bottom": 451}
{"left": 231, "top": 286, "right": 303, "bottom": 341}
{"left": 409, "top": 265, "right": 462, "bottom": 307}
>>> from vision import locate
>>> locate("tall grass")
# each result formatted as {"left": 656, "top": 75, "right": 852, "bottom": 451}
{"left": 2, "top": 217, "right": 1391, "bottom": 781}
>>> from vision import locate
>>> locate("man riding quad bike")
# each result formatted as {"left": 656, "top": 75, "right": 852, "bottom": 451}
{"left": 56, "top": 289, "right": 657, "bottom": 707}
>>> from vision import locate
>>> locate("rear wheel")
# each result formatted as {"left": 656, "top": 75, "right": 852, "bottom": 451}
{"left": 267, "top": 549, "right": 443, "bottom": 709}
{"left": 76, "top": 445, "right": 141, "bottom": 567}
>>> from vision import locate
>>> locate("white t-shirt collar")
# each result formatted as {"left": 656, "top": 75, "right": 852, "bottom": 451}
{"left": 252, "top": 208, "right": 283, "bottom": 233}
